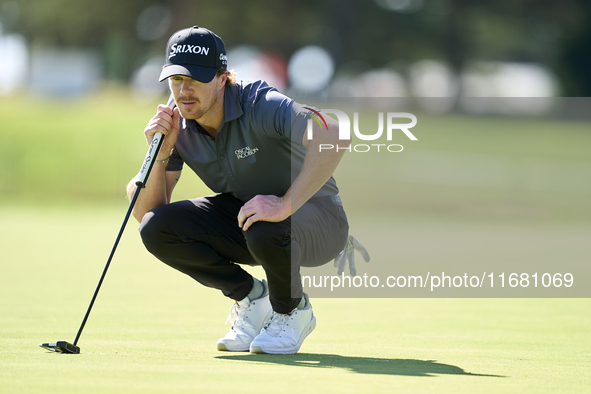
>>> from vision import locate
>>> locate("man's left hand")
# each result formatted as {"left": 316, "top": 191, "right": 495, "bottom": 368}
{"left": 238, "top": 195, "right": 291, "bottom": 231}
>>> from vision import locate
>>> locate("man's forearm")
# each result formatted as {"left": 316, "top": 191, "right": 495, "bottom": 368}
{"left": 127, "top": 163, "right": 169, "bottom": 222}
{"left": 285, "top": 133, "right": 350, "bottom": 214}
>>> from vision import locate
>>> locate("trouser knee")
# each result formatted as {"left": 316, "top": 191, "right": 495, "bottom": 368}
{"left": 244, "top": 221, "right": 290, "bottom": 263}
{"left": 138, "top": 209, "right": 169, "bottom": 256}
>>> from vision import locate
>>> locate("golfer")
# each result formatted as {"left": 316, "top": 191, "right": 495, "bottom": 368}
{"left": 128, "top": 26, "right": 350, "bottom": 355}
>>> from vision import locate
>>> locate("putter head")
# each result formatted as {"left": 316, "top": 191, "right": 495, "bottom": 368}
{"left": 39, "top": 341, "right": 80, "bottom": 354}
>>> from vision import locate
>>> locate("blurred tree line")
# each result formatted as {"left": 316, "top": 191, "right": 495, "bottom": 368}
{"left": 1, "top": 0, "right": 590, "bottom": 95}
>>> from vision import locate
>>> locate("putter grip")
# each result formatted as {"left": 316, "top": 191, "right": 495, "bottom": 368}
{"left": 135, "top": 132, "right": 165, "bottom": 188}
{"left": 135, "top": 96, "right": 175, "bottom": 188}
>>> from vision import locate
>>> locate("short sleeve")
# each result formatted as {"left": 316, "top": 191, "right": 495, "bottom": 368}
{"left": 165, "top": 146, "right": 183, "bottom": 172}
{"left": 249, "top": 85, "right": 308, "bottom": 145}
{"left": 288, "top": 100, "right": 311, "bottom": 147}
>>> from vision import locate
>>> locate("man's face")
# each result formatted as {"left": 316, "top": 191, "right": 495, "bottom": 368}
{"left": 168, "top": 74, "right": 222, "bottom": 120}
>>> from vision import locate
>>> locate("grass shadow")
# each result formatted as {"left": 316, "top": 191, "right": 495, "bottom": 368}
{"left": 215, "top": 353, "right": 505, "bottom": 377}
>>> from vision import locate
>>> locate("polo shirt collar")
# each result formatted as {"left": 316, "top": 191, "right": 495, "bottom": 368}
{"left": 223, "top": 84, "right": 244, "bottom": 123}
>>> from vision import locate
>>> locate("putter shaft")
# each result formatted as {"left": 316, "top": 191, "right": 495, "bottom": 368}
{"left": 73, "top": 184, "right": 143, "bottom": 346}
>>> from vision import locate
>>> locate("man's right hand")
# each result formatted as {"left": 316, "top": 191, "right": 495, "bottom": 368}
{"left": 144, "top": 104, "right": 180, "bottom": 161}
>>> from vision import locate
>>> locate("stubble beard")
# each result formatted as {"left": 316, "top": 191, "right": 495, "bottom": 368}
{"left": 182, "top": 86, "right": 219, "bottom": 121}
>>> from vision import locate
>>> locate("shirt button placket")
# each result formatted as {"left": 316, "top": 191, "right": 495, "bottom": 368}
{"left": 215, "top": 127, "right": 233, "bottom": 179}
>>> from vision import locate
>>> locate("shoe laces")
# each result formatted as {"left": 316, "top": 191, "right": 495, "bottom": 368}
{"left": 225, "top": 300, "right": 252, "bottom": 328}
{"left": 262, "top": 311, "right": 291, "bottom": 337}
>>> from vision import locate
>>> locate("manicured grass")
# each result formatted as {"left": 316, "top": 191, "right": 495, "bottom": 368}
{"left": 0, "top": 207, "right": 589, "bottom": 393}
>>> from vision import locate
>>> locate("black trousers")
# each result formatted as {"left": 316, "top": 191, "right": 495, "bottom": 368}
{"left": 139, "top": 193, "right": 349, "bottom": 313}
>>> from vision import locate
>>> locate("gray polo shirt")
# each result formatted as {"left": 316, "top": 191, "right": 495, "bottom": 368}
{"left": 166, "top": 80, "right": 339, "bottom": 203}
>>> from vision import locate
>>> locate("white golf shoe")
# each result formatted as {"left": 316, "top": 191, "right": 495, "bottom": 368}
{"left": 250, "top": 293, "right": 316, "bottom": 355}
{"left": 217, "top": 279, "right": 272, "bottom": 352}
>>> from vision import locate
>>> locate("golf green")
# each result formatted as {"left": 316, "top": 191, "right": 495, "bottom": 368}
{"left": 0, "top": 207, "right": 588, "bottom": 393}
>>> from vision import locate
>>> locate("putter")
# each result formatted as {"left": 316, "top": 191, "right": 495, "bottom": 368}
{"left": 40, "top": 97, "right": 175, "bottom": 354}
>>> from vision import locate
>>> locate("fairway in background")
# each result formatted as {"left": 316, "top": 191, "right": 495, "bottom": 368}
{"left": 2, "top": 93, "right": 591, "bottom": 216}
{"left": 0, "top": 91, "right": 213, "bottom": 206}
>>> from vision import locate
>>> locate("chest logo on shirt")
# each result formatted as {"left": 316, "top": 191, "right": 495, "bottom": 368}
{"left": 235, "top": 146, "right": 259, "bottom": 159}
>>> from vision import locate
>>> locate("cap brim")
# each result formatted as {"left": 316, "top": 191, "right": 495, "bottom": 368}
{"left": 159, "top": 64, "right": 218, "bottom": 83}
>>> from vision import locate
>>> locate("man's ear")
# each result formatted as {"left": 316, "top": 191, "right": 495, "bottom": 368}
{"left": 218, "top": 71, "right": 228, "bottom": 87}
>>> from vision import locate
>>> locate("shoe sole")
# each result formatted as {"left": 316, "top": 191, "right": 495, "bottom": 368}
{"left": 250, "top": 316, "right": 316, "bottom": 355}
{"left": 216, "top": 342, "right": 251, "bottom": 352}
